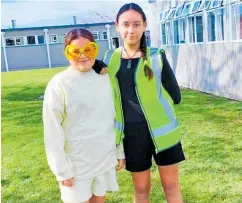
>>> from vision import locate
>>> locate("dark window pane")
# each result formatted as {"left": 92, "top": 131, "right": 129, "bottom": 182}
{"left": 182, "top": 3, "right": 191, "bottom": 15}
{"left": 208, "top": 12, "right": 216, "bottom": 41}
{"left": 197, "top": 33, "right": 203, "bottom": 42}
{"left": 212, "top": 0, "right": 222, "bottom": 8}
{"left": 6, "top": 38, "right": 15, "bottom": 46}
{"left": 192, "top": 1, "right": 201, "bottom": 13}
{"left": 196, "top": 16, "right": 203, "bottom": 42}
{"left": 38, "top": 35, "right": 45, "bottom": 44}
{"left": 27, "top": 36, "right": 36, "bottom": 44}
{"left": 174, "top": 20, "right": 179, "bottom": 44}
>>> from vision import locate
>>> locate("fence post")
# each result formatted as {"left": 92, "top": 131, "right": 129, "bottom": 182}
{"left": 43, "top": 29, "right": 51, "bottom": 68}
{"left": 1, "top": 32, "right": 9, "bottom": 72}
{"left": 105, "top": 24, "right": 112, "bottom": 50}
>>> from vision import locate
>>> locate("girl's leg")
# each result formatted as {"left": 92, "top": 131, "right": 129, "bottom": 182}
{"left": 89, "top": 195, "right": 105, "bottom": 203}
{"left": 131, "top": 169, "right": 151, "bottom": 203}
{"left": 158, "top": 164, "right": 183, "bottom": 203}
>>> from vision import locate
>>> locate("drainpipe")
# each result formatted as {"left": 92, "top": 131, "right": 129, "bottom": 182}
{"left": 43, "top": 29, "right": 51, "bottom": 68}
{"left": 1, "top": 32, "right": 9, "bottom": 72}
{"left": 105, "top": 24, "right": 111, "bottom": 49}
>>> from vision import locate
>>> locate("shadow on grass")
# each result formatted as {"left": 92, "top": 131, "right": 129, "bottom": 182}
{"left": 2, "top": 85, "right": 46, "bottom": 102}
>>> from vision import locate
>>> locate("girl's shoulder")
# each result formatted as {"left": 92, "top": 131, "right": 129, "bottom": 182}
{"left": 45, "top": 69, "right": 69, "bottom": 91}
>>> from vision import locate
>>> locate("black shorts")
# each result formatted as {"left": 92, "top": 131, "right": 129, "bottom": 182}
{"left": 123, "top": 122, "right": 185, "bottom": 172}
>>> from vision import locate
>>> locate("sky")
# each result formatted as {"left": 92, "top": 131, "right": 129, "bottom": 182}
{"left": 1, "top": 0, "right": 149, "bottom": 29}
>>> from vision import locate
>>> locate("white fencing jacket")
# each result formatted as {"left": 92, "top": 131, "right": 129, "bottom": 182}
{"left": 43, "top": 67, "right": 124, "bottom": 181}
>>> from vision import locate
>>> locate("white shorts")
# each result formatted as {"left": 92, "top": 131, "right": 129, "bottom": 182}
{"left": 59, "top": 167, "right": 119, "bottom": 203}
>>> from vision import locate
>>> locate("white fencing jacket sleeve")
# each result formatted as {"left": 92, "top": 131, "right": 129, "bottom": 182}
{"left": 42, "top": 78, "right": 74, "bottom": 181}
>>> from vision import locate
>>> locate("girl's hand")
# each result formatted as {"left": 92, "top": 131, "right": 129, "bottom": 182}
{"left": 116, "top": 159, "right": 125, "bottom": 171}
{"left": 59, "top": 177, "right": 74, "bottom": 187}
{"left": 100, "top": 67, "right": 108, "bottom": 75}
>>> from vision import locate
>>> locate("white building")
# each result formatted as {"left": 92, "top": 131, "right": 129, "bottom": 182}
{"left": 147, "top": 0, "right": 242, "bottom": 101}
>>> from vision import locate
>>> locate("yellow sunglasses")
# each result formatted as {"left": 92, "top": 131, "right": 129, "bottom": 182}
{"left": 64, "top": 42, "right": 99, "bottom": 60}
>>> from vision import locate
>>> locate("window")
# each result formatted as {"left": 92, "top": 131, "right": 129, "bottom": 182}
{"left": 160, "top": 12, "right": 164, "bottom": 21}
{"left": 232, "top": 3, "right": 242, "bottom": 40}
{"left": 189, "top": 17, "right": 195, "bottom": 43}
{"left": 161, "top": 23, "right": 166, "bottom": 44}
{"left": 173, "top": 19, "right": 185, "bottom": 44}
{"left": 146, "top": 34, "right": 151, "bottom": 46}
{"left": 166, "top": 8, "right": 176, "bottom": 20}
{"left": 38, "top": 35, "right": 45, "bottom": 44}
{"left": 174, "top": 20, "right": 179, "bottom": 44}
{"left": 208, "top": 12, "right": 216, "bottom": 41}
{"left": 181, "top": 2, "right": 192, "bottom": 16}
{"left": 210, "top": 0, "right": 223, "bottom": 9}
{"left": 27, "top": 36, "right": 36, "bottom": 45}
{"left": 207, "top": 8, "right": 225, "bottom": 42}
{"left": 49, "top": 34, "right": 58, "bottom": 43}
{"left": 103, "top": 31, "right": 107, "bottom": 39}
{"left": 92, "top": 32, "right": 99, "bottom": 40}
{"left": 16, "top": 37, "right": 24, "bottom": 45}
{"left": 174, "top": 4, "right": 184, "bottom": 18}
{"left": 191, "top": 1, "right": 201, "bottom": 13}
{"left": 161, "top": 11, "right": 169, "bottom": 21}
{"left": 161, "top": 22, "right": 171, "bottom": 45}
{"left": 5, "top": 38, "right": 15, "bottom": 46}
{"left": 58, "top": 34, "right": 66, "bottom": 43}
{"left": 179, "top": 19, "right": 186, "bottom": 43}
{"left": 196, "top": 16, "right": 204, "bottom": 42}
{"left": 188, "top": 15, "right": 204, "bottom": 43}
{"left": 198, "top": 0, "right": 211, "bottom": 11}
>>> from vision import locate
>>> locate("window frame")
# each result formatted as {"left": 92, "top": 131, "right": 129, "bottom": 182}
{"left": 5, "top": 37, "right": 16, "bottom": 47}
{"left": 91, "top": 31, "right": 99, "bottom": 40}
{"left": 191, "top": 0, "right": 202, "bottom": 14}
{"left": 26, "top": 35, "right": 37, "bottom": 45}
{"left": 207, "top": 7, "right": 226, "bottom": 43}
{"left": 166, "top": 8, "right": 176, "bottom": 21}
{"left": 187, "top": 14, "right": 204, "bottom": 44}
{"left": 49, "top": 34, "right": 58, "bottom": 44}
{"left": 15, "top": 36, "right": 25, "bottom": 46}
{"left": 198, "top": 0, "right": 212, "bottom": 11}
{"left": 58, "top": 34, "right": 66, "bottom": 43}
{"left": 37, "top": 35, "right": 45, "bottom": 44}
{"left": 162, "top": 10, "right": 169, "bottom": 21}
{"left": 209, "top": 0, "right": 223, "bottom": 9}
{"left": 231, "top": 2, "right": 242, "bottom": 42}
{"left": 181, "top": 2, "right": 193, "bottom": 16}
{"left": 160, "top": 21, "right": 172, "bottom": 46}
{"left": 173, "top": 18, "right": 186, "bottom": 45}
{"left": 102, "top": 31, "right": 108, "bottom": 40}
{"left": 174, "top": 4, "right": 184, "bottom": 18}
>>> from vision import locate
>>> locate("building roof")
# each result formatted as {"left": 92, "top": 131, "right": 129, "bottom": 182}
{"left": 1, "top": 22, "right": 115, "bottom": 32}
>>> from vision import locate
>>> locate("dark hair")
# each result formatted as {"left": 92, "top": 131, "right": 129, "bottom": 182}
{"left": 64, "top": 28, "right": 95, "bottom": 49}
{"left": 116, "top": 3, "right": 153, "bottom": 80}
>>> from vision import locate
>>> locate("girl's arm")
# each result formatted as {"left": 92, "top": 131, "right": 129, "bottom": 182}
{"left": 116, "top": 142, "right": 125, "bottom": 171}
{"left": 116, "top": 142, "right": 125, "bottom": 160}
{"left": 43, "top": 78, "right": 74, "bottom": 181}
{"left": 93, "top": 59, "right": 107, "bottom": 74}
{"left": 160, "top": 51, "right": 181, "bottom": 104}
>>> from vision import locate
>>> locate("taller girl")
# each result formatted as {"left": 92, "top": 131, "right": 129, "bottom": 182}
{"left": 103, "top": 3, "right": 185, "bottom": 203}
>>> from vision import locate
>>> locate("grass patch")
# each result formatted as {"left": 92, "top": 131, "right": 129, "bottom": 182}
{"left": 2, "top": 68, "right": 242, "bottom": 203}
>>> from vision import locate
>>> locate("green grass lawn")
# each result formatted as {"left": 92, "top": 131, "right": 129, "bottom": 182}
{"left": 1, "top": 68, "right": 242, "bottom": 203}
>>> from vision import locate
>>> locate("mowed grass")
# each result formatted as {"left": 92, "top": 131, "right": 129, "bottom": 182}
{"left": 1, "top": 68, "right": 242, "bottom": 203}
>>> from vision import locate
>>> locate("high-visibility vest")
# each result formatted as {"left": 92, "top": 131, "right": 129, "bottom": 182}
{"left": 104, "top": 47, "right": 181, "bottom": 153}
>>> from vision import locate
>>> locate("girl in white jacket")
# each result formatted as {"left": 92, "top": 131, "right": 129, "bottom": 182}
{"left": 43, "top": 28, "right": 125, "bottom": 203}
